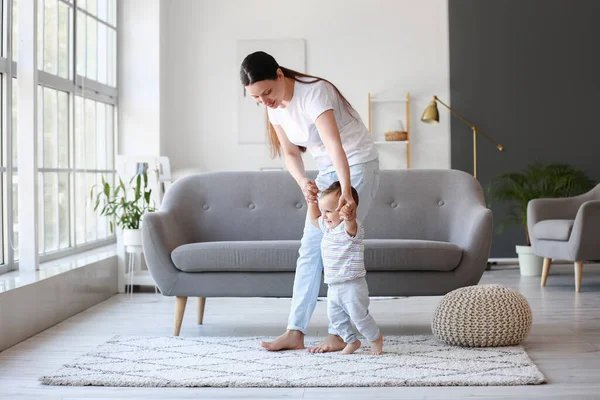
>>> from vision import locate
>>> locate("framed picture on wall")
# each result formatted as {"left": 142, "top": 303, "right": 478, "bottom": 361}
{"left": 237, "top": 39, "right": 306, "bottom": 144}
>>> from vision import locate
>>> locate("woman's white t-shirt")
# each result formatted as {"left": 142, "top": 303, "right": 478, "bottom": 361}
{"left": 267, "top": 79, "right": 378, "bottom": 173}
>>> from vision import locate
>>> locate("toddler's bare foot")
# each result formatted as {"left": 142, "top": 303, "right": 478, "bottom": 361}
{"left": 260, "top": 330, "right": 305, "bottom": 351}
{"left": 307, "top": 334, "right": 346, "bottom": 353}
{"left": 370, "top": 334, "right": 383, "bottom": 355}
{"left": 341, "top": 340, "right": 361, "bottom": 355}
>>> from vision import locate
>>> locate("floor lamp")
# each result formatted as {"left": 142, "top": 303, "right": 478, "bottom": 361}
{"left": 421, "top": 96, "right": 504, "bottom": 179}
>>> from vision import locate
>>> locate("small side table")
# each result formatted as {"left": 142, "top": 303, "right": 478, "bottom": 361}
{"left": 125, "top": 245, "right": 158, "bottom": 298}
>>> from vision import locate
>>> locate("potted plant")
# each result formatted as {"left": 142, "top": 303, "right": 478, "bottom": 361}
{"left": 90, "top": 171, "right": 156, "bottom": 247}
{"left": 487, "top": 163, "right": 594, "bottom": 276}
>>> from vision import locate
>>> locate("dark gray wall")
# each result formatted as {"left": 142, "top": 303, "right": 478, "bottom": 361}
{"left": 448, "top": 0, "right": 600, "bottom": 257}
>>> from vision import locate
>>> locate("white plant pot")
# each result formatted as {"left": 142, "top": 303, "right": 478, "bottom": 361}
{"left": 516, "top": 245, "right": 544, "bottom": 276}
{"left": 123, "top": 229, "right": 143, "bottom": 247}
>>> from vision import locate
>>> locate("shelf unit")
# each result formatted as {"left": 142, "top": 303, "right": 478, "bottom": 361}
{"left": 368, "top": 92, "right": 411, "bottom": 168}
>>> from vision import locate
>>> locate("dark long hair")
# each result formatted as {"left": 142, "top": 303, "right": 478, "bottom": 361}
{"left": 240, "top": 51, "right": 356, "bottom": 158}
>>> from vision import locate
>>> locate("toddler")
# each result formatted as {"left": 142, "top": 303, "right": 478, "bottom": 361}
{"left": 307, "top": 181, "right": 383, "bottom": 355}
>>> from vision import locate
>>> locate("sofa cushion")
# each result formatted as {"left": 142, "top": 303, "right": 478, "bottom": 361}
{"left": 532, "top": 219, "right": 574, "bottom": 241}
{"left": 171, "top": 239, "right": 463, "bottom": 273}
{"left": 172, "top": 241, "right": 300, "bottom": 273}
{"left": 364, "top": 239, "right": 462, "bottom": 272}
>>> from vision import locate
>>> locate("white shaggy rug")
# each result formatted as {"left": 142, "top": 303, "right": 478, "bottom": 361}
{"left": 40, "top": 335, "right": 545, "bottom": 387}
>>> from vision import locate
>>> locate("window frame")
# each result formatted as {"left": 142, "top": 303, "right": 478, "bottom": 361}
{"left": 1, "top": 0, "right": 118, "bottom": 272}
{"left": 0, "top": 0, "right": 17, "bottom": 273}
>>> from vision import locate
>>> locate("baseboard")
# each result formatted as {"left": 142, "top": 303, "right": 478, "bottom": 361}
{"left": 488, "top": 258, "right": 518, "bottom": 263}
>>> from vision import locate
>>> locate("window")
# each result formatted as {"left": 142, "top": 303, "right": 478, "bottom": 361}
{"left": 1, "top": 0, "right": 117, "bottom": 272}
{"left": 72, "top": 96, "right": 115, "bottom": 247}
{"left": 36, "top": 0, "right": 117, "bottom": 260}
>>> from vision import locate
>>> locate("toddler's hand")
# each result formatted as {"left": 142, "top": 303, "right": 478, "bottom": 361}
{"left": 340, "top": 204, "right": 355, "bottom": 221}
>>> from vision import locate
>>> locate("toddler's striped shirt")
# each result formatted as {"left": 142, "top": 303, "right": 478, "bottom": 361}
{"left": 318, "top": 217, "right": 366, "bottom": 284}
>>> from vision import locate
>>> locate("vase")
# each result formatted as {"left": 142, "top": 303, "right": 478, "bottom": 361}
{"left": 516, "top": 245, "right": 544, "bottom": 276}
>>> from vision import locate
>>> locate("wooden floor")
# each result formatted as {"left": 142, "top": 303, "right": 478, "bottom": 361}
{"left": 1, "top": 263, "right": 600, "bottom": 399}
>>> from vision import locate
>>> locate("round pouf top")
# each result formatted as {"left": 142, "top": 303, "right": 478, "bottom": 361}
{"left": 431, "top": 284, "right": 532, "bottom": 347}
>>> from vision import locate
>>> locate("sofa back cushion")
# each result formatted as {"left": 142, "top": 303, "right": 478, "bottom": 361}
{"left": 161, "top": 169, "right": 484, "bottom": 242}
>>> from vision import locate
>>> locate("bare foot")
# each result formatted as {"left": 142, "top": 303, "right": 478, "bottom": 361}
{"left": 307, "top": 334, "right": 346, "bottom": 353}
{"left": 341, "top": 340, "right": 361, "bottom": 355}
{"left": 370, "top": 334, "right": 383, "bottom": 355}
{"left": 259, "top": 330, "right": 305, "bottom": 351}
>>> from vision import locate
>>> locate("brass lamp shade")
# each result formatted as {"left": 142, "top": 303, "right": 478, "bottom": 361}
{"left": 421, "top": 100, "right": 439, "bottom": 124}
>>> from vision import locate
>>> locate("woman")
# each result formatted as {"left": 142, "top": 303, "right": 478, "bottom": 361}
{"left": 240, "top": 51, "right": 380, "bottom": 352}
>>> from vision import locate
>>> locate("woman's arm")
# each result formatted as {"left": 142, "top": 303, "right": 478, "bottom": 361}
{"left": 314, "top": 110, "right": 354, "bottom": 212}
{"left": 314, "top": 110, "right": 351, "bottom": 192}
{"left": 273, "top": 124, "right": 319, "bottom": 203}
{"left": 273, "top": 124, "right": 305, "bottom": 184}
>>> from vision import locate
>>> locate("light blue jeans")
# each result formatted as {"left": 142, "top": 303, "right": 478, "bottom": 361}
{"left": 287, "top": 158, "right": 380, "bottom": 335}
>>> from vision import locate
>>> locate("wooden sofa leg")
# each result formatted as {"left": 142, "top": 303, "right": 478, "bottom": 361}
{"left": 541, "top": 258, "right": 552, "bottom": 287}
{"left": 575, "top": 261, "right": 583, "bottom": 293}
{"left": 174, "top": 296, "right": 188, "bottom": 336}
{"left": 198, "top": 297, "right": 206, "bottom": 325}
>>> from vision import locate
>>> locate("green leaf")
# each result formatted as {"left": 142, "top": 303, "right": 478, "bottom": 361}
{"left": 135, "top": 174, "right": 141, "bottom": 200}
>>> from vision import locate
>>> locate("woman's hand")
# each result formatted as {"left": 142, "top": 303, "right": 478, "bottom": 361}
{"left": 299, "top": 177, "right": 319, "bottom": 204}
{"left": 337, "top": 191, "right": 357, "bottom": 220}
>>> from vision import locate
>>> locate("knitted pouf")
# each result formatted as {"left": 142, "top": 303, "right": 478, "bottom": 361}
{"left": 431, "top": 284, "right": 532, "bottom": 347}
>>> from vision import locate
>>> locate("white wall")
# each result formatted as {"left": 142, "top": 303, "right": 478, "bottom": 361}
{"left": 119, "top": 0, "right": 162, "bottom": 157}
{"left": 160, "top": 0, "right": 451, "bottom": 172}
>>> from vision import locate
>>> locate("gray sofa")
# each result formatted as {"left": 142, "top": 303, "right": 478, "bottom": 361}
{"left": 528, "top": 184, "right": 600, "bottom": 292}
{"left": 142, "top": 169, "right": 493, "bottom": 335}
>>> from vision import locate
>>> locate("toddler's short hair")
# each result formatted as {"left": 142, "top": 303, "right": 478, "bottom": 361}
{"left": 321, "top": 181, "right": 359, "bottom": 206}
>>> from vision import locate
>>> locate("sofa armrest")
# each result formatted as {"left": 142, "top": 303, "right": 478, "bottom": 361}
{"left": 448, "top": 205, "right": 493, "bottom": 284}
{"left": 568, "top": 200, "right": 600, "bottom": 261}
{"left": 142, "top": 211, "right": 193, "bottom": 295}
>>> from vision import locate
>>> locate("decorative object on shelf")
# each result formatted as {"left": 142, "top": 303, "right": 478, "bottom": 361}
{"left": 368, "top": 92, "right": 411, "bottom": 168}
{"left": 384, "top": 119, "right": 408, "bottom": 141}
{"left": 487, "top": 162, "right": 595, "bottom": 276}
{"left": 420, "top": 96, "right": 504, "bottom": 179}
